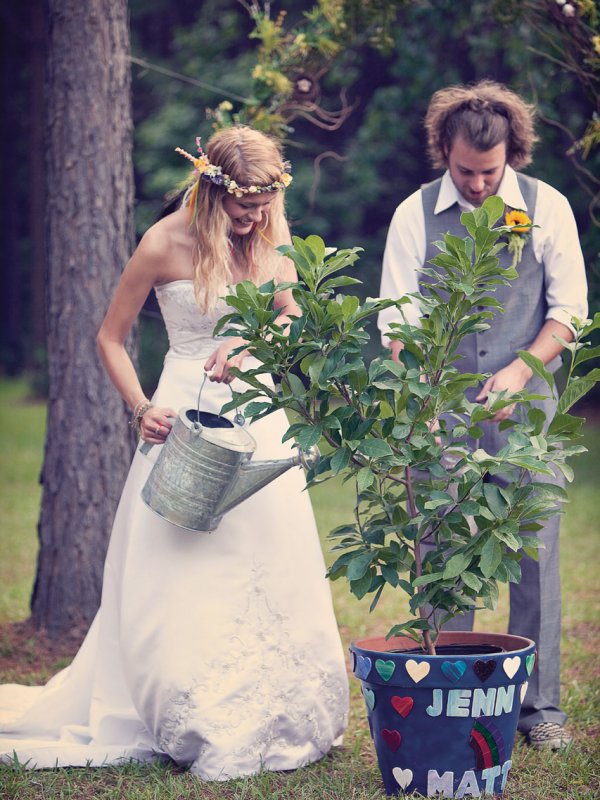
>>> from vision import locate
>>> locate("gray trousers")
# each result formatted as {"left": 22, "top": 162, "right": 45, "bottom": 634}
{"left": 426, "top": 378, "right": 566, "bottom": 733}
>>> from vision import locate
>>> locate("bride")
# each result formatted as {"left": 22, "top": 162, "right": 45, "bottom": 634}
{"left": 0, "top": 125, "right": 349, "bottom": 780}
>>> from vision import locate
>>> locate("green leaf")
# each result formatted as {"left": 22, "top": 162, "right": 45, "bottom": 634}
{"left": 243, "top": 401, "right": 272, "bottom": 417}
{"left": 424, "top": 491, "right": 454, "bottom": 510}
{"left": 574, "top": 345, "right": 600, "bottom": 367}
{"left": 284, "top": 372, "right": 308, "bottom": 398}
{"left": 556, "top": 371, "right": 600, "bottom": 415}
{"left": 288, "top": 315, "right": 305, "bottom": 344}
{"left": 504, "top": 559, "right": 522, "bottom": 584}
{"left": 330, "top": 447, "right": 351, "bottom": 474}
{"left": 461, "top": 571, "right": 483, "bottom": 591}
{"left": 350, "top": 570, "right": 374, "bottom": 600}
{"left": 341, "top": 294, "right": 360, "bottom": 318}
{"left": 480, "top": 537, "right": 502, "bottom": 578}
{"left": 319, "top": 275, "right": 363, "bottom": 292}
{"left": 460, "top": 210, "right": 477, "bottom": 238}
{"left": 493, "top": 524, "right": 520, "bottom": 551}
{"left": 369, "top": 581, "right": 386, "bottom": 612}
{"left": 483, "top": 483, "right": 509, "bottom": 519}
{"left": 296, "top": 424, "right": 322, "bottom": 450}
{"left": 529, "top": 481, "right": 569, "bottom": 503}
{"left": 482, "top": 195, "right": 505, "bottom": 225}
{"left": 380, "top": 565, "right": 400, "bottom": 587}
{"left": 305, "top": 234, "right": 325, "bottom": 263}
{"left": 515, "top": 350, "right": 556, "bottom": 394}
{"left": 413, "top": 572, "right": 445, "bottom": 587}
{"left": 304, "top": 354, "right": 326, "bottom": 383}
{"left": 356, "top": 439, "right": 393, "bottom": 458}
{"left": 481, "top": 580, "right": 500, "bottom": 610}
{"left": 547, "top": 413, "right": 585, "bottom": 438}
{"left": 346, "top": 551, "right": 374, "bottom": 581}
{"left": 582, "top": 311, "right": 600, "bottom": 336}
{"left": 443, "top": 553, "right": 471, "bottom": 579}
{"left": 474, "top": 225, "right": 501, "bottom": 258}
{"left": 554, "top": 460, "right": 575, "bottom": 483}
{"left": 357, "top": 467, "right": 375, "bottom": 492}
{"left": 460, "top": 500, "right": 481, "bottom": 516}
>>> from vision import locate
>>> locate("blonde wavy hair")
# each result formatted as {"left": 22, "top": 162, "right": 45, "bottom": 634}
{"left": 425, "top": 80, "right": 538, "bottom": 170}
{"left": 181, "top": 126, "right": 291, "bottom": 312}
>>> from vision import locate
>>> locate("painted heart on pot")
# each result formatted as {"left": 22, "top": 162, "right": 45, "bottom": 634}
{"left": 375, "top": 658, "right": 395, "bottom": 682}
{"left": 363, "top": 687, "right": 376, "bottom": 711}
{"left": 526, "top": 653, "right": 536, "bottom": 676}
{"left": 382, "top": 728, "right": 402, "bottom": 752}
{"left": 356, "top": 655, "right": 372, "bottom": 680}
{"left": 392, "top": 767, "right": 413, "bottom": 790}
{"left": 502, "top": 656, "right": 521, "bottom": 679}
{"left": 391, "top": 695, "right": 414, "bottom": 718}
{"left": 441, "top": 660, "right": 467, "bottom": 683}
{"left": 405, "top": 659, "right": 430, "bottom": 683}
{"left": 473, "top": 659, "right": 497, "bottom": 682}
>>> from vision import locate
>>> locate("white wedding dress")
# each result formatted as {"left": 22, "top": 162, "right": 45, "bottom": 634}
{"left": 0, "top": 280, "right": 349, "bottom": 779}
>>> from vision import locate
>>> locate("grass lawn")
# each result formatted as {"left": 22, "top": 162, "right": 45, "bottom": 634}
{"left": 0, "top": 376, "right": 598, "bottom": 799}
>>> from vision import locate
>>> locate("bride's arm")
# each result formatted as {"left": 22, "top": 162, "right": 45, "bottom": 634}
{"left": 97, "top": 229, "right": 177, "bottom": 441}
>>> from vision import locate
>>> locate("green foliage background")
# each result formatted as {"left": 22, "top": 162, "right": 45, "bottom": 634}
{"left": 3, "top": 0, "right": 599, "bottom": 390}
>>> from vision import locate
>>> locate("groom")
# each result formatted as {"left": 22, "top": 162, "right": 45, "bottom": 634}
{"left": 377, "top": 80, "right": 588, "bottom": 750}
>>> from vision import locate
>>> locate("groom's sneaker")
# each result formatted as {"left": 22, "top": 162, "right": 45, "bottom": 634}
{"left": 527, "top": 722, "right": 573, "bottom": 750}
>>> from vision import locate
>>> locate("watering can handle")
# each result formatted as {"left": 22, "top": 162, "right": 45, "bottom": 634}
{"left": 193, "top": 373, "right": 208, "bottom": 432}
{"left": 194, "top": 373, "right": 245, "bottom": 427}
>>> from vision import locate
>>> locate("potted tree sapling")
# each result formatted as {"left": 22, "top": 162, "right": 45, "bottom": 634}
{"left": 215, "top": 196, "right": 598, "bottom": 798}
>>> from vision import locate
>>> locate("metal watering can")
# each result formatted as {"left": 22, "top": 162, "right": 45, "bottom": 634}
{"left": 140, "top": 383, "right": 318, "bottom": 532}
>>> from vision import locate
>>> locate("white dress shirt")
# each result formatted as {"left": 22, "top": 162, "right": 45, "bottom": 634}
{"left": 378, "top": 166, "right": 589, "bottom": 344}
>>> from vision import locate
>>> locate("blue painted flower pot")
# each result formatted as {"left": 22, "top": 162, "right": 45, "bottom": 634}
{"left": 350, "top": 631, "right": 536, "bottom": 798}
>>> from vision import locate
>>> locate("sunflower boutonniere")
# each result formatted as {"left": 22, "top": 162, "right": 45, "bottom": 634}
{"left": 504, "top": 209, "right": 537, "bottom": 268}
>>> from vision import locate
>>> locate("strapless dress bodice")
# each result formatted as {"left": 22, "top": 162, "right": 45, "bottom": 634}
{"left": 154, "top": 280, "right": 229, "bottom": 359}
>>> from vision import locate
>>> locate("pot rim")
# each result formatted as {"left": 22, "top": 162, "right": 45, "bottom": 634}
{"left": 352, "top": 630, "right": 535, "bottom": 658}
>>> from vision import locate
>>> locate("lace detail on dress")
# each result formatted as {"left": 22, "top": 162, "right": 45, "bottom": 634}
{"left": 156, "top": 679, "right": 208, "bottom": 765}
{"left": 154, "top": 281, "right": 230, "bottom": 359}
{"left": 157, "top": 559, "right": 348, "bottom": 777}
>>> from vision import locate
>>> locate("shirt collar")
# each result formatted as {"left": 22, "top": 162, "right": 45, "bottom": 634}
{"left": 434, "top": 165, "right": 527, "bottom": 214}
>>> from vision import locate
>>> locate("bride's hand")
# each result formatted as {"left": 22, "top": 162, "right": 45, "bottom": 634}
{"left": 204, "top": 338, "right": 249, "bottom": 383}
{"left": 140, "top": 406, "right": 177, "bottom": 443}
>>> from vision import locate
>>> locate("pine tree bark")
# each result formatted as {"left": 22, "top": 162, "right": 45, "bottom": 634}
{"left": 32, "top": 0, "right": 136, "bottom": 636}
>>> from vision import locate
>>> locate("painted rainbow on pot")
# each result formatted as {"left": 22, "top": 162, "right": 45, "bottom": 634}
{"left": 469, "top": 718, "right": 506, "bottom": 770}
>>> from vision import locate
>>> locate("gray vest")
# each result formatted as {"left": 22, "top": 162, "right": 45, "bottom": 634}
{"left": 420, "top": 175, "right": 561, "bottom": 390}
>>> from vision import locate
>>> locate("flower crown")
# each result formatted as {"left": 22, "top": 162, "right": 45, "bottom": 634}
{"left": 175, "top": 137, "right": 292, "bottom": 198}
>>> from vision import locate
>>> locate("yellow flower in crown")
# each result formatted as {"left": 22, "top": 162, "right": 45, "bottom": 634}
{"left": 194, "top": 155, "right": 210, "bottom": 174}
{"left": 504, "top": 208, "right": 536, "bottom": 268}
{"left": 280, "top": 172, "right": 292, "bottom": 187}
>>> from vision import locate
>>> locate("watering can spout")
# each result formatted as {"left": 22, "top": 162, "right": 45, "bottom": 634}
{"left": 214, "top": 445, "right": 320, "bottom": 517}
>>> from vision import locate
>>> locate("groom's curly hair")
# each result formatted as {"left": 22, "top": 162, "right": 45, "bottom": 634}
{"left": 425, "top": 80, "right": 538, "bottom": 170}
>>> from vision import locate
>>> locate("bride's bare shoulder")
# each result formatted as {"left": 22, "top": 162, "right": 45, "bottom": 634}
{"left": 139, "top": 208, "right": 188, "bottom": 254}
{"left": 133, "top": 206, "right": 194, "bottom": 280}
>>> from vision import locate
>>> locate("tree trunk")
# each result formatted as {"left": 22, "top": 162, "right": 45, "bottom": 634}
{"left": 32, "top": 0, "right": 136, "bottom": 636}
{"left": 29, "top": 0, "right": 47, "bottom": 365}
